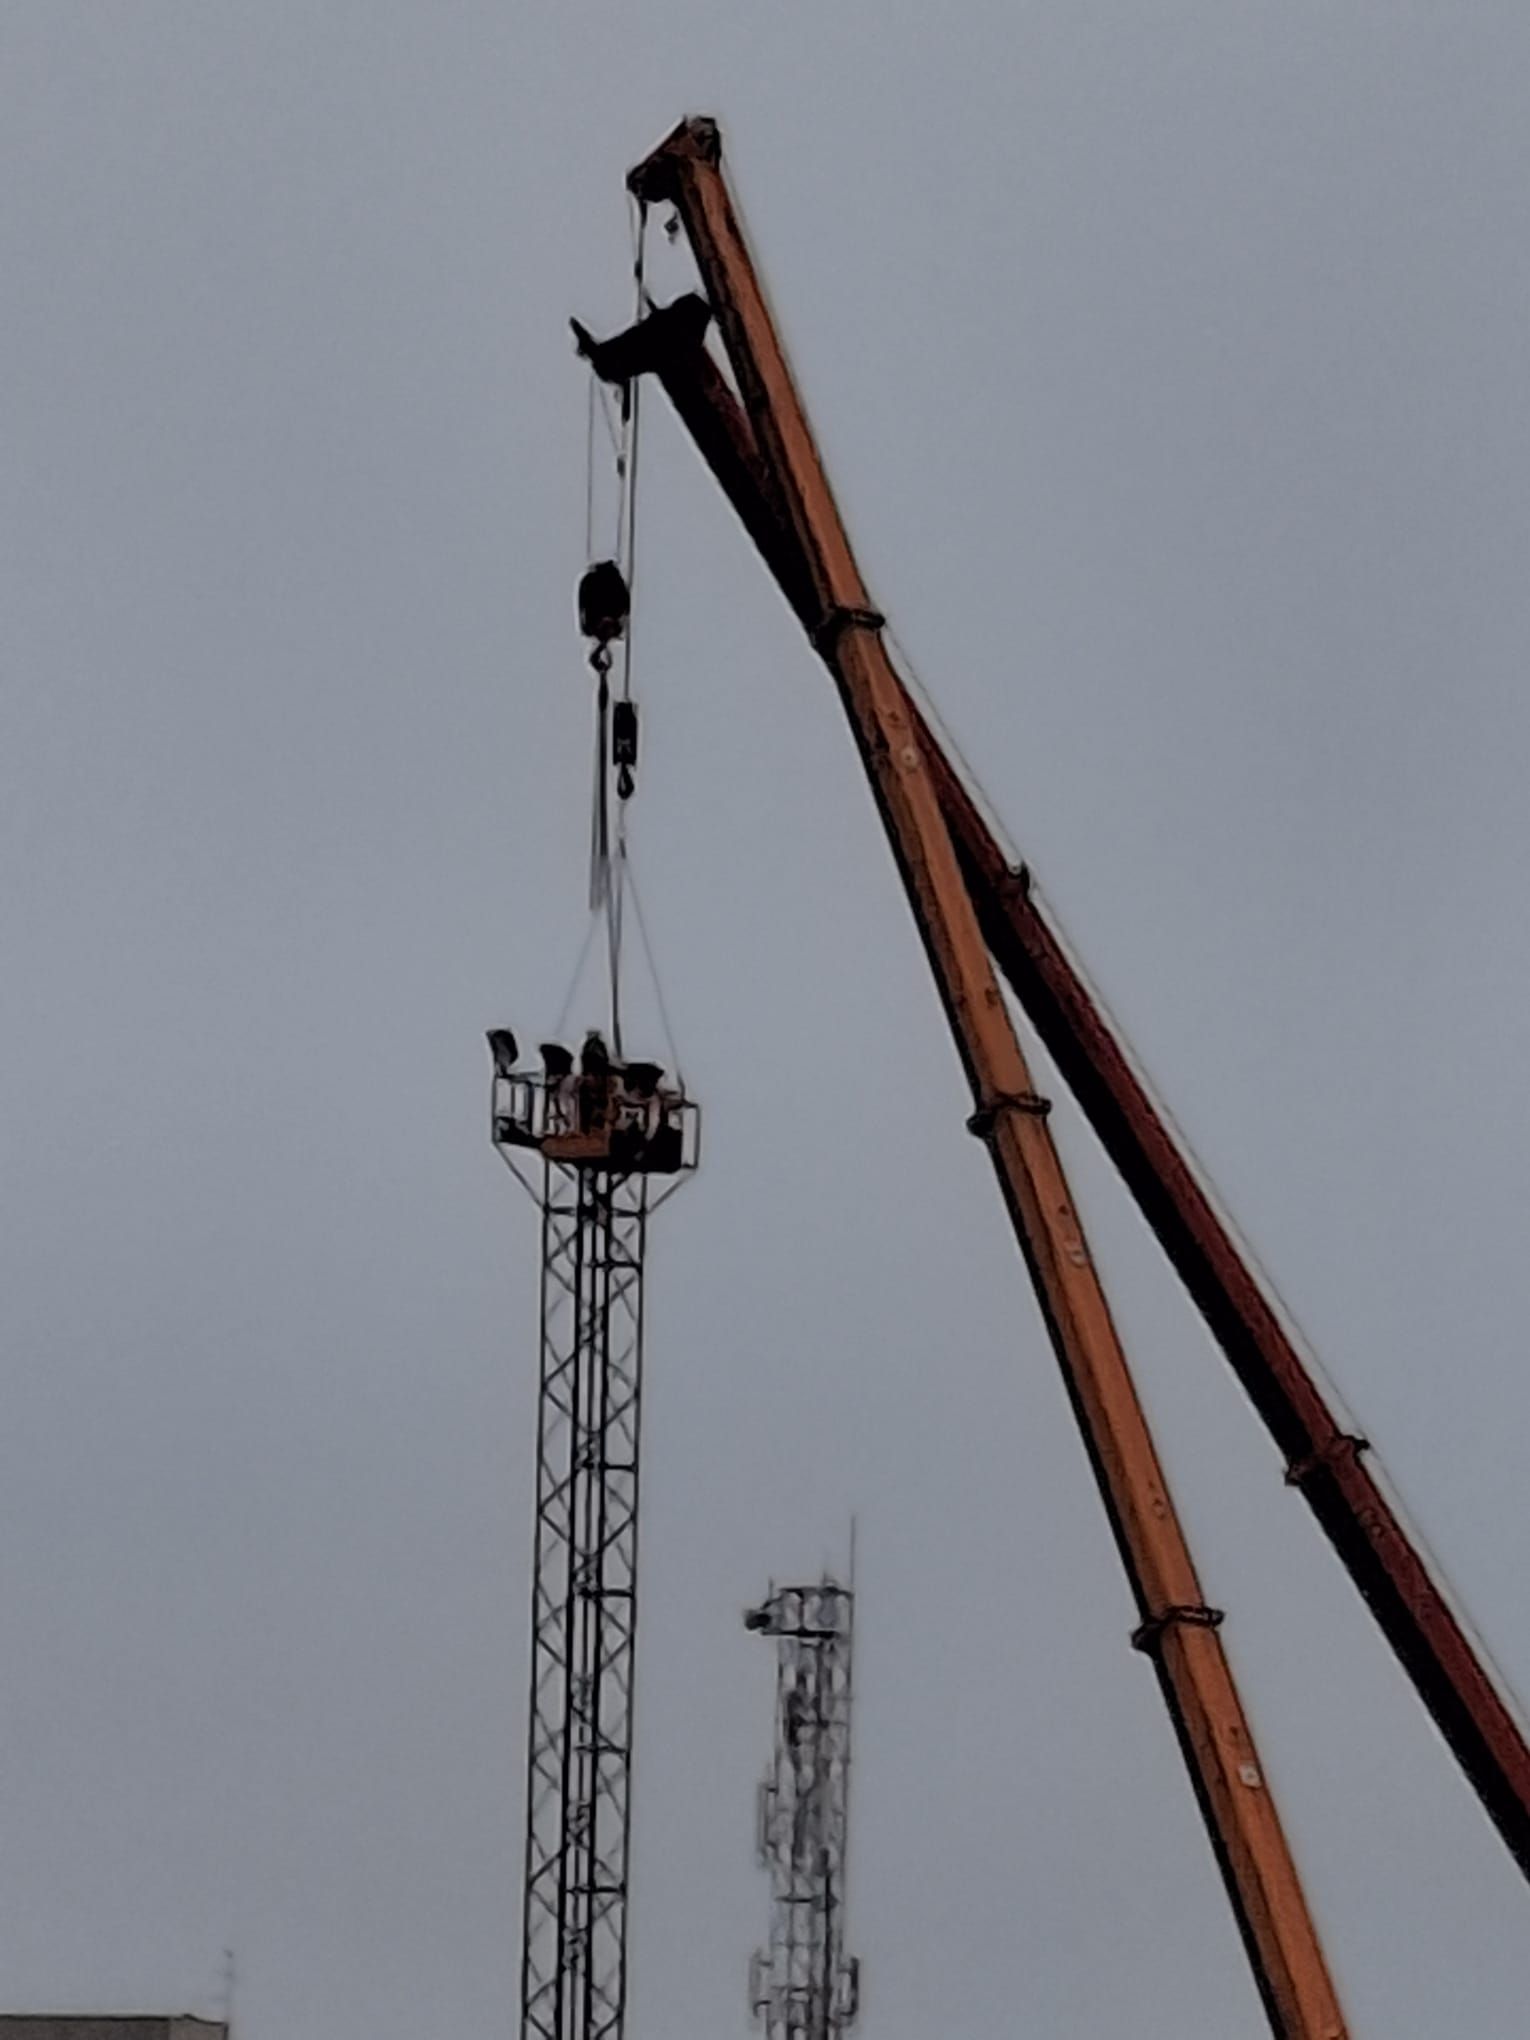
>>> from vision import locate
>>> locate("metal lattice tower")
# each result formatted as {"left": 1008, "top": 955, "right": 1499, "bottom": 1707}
{"left": 745, "top": 1579, "right": 860, "bottom": 2040}
{"left": 492, "top": 1053, "right": 698, "bottom": 2040}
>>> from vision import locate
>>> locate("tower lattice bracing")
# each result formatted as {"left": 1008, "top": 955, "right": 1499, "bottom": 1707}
{"left": 746, "top": 1580, "right": 860, "bottom": 2040}
{"left": 493, "top": 1059, "right": 697, "bottom": 2040}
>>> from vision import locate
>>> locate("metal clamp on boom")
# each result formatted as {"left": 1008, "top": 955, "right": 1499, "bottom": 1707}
{"left": 1131, "top": 1603, "right": 1226, "bottom": 1656}
{"left": 811, "top": 605, "right": 886, "bottom": 655}
{"left": 966, "top": 1092, "right": 1052, "bottom": 1140}
{"left": 1283, "top": 1433, "right": 1370, "bottom": 1489}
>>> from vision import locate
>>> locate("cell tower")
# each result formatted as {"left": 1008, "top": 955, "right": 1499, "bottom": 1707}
{"left": 745, "top": 1579, "right": 861, "bottom": 2040}
{"left": 491, "top": 542, "right": 697, "bottom": 2040}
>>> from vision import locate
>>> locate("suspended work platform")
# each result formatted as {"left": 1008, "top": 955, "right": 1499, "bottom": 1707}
{"left": 491, "top": 1040, "right": 699, "bottom": 1181}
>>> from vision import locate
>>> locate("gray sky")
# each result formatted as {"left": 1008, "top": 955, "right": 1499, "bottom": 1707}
{"left": 3, "top": 4, "right": 1530, "bottom": 2035}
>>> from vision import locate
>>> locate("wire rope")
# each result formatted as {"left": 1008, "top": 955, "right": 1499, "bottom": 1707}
{"left": 625, "top": 861, "right": 685, "bottom": 1088}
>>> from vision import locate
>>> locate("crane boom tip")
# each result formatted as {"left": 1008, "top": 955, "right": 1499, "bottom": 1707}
{"left": 628, "top": 114, "right": 722, "bottom": 204}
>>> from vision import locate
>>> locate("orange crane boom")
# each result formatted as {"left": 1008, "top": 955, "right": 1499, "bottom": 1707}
{"left": 581, "top": 114, "right": 1530, "bottom": 1901}
{"left": 592, "top": 116, "right": 1349, "bottom": 2040}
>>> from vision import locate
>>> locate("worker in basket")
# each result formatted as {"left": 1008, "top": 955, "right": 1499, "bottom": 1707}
{"left": 578, "top": 1029, "right": 613, "bottom": 1135}
{"left": 540, "top": 1041, "right": 576, "bottom": 1135}
{"left": 606, "top": 1059, "right": 666, "bottom": 1165}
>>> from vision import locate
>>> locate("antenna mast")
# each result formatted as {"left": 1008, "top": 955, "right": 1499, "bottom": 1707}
{"left": 745, "top": 1579, "right": 860, "bottom": 2040}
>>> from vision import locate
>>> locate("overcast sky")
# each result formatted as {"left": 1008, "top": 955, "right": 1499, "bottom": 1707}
{"left": 4, "top": 5, "right": 1530, "bottom": 2036}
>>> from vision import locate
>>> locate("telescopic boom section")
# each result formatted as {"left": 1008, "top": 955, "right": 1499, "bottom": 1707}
{"left": 603, "top": 115, "right": 1530, "bottom": 1901}
{"left": 620, "top": 116, "right": 1347, "bottom": 2040}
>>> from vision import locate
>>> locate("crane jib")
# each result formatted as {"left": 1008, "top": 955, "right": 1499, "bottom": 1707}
{"left": 596, "top": 113, "right": 1355, "bottom": 2040}
{"left": 579, "top": 122, "right": 1530, "bottom": 1921}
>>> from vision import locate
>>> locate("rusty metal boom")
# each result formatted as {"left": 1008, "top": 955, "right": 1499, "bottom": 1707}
{"left": 596, "top": 114, "right": 1351, "bottom": 2040}
{"left": 579, "top": 116, "right": 1530, "bottom": 1907}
